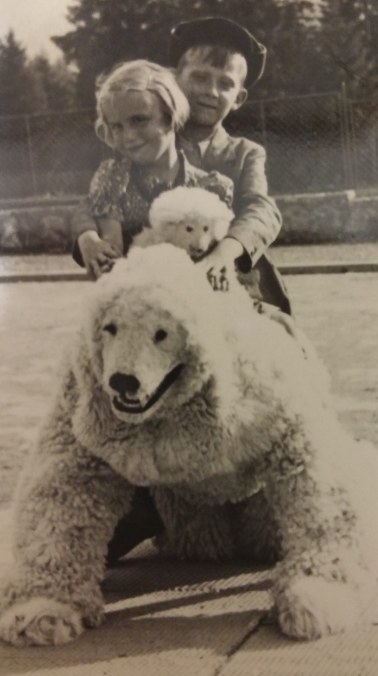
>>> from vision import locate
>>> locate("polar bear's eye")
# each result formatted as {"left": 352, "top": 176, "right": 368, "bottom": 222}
{"left": 203, "top": 226, "right": 209, "bottom": 232}
{"left": 154, "top": 329, "right": 167, "bottom": 342}
{"left": 186, "top": 226, "right": 194, "bottom": 233}
{"left": 103, "top": 322, "right": 117, "bottom": 336}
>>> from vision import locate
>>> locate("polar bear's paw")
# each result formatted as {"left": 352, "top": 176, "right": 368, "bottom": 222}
{"left": 0, "top": 597, "right": 84, "bottom": 646}
{"left": 276, "top": 577, "right": 361, "bottom": 640}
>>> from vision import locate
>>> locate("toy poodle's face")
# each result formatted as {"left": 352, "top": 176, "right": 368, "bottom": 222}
{"left": 147, "top": 187, "right": 232, "bottom": 261}
{"left": 160, "top": 217, "right": 225, "bottom": 261}
{"left": 98, "top": 294, "right": 209, "bottom": 423}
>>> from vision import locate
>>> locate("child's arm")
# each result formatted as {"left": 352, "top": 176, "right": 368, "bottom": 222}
{"left": 203, "top": 237, "right": 244, "bottom": 290}
{"left": 77, "top": 230, "right": 119, "bottom": 280}
{"left": 72, "top": 204, "right": 121, "bottom": 280}
{"left": 229, "top": 142, "right": 282, "bottom": 268}
{"left": 200, "top": 141, "right": 282, "bottom": 290}
{"left": 98, "top": 217, "right": 124, "bottom": 257}
{"left": 71, "top": 197, "right": 99, "bottom": 268}
{"left": 72, "top": 159, "right": 128, "bottom": 275}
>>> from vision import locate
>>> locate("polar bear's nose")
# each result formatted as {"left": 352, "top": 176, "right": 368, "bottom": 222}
{"left": 109, "top": 372, "right": 140, "bottom": 395}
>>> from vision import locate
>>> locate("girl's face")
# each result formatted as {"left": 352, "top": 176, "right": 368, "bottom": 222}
{"left": 103, "top": 89, "right": 174, "bottom": 164}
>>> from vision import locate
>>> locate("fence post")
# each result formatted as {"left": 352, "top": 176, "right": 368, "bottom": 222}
{"left": 339, "top": 82, "right": 355, "bottom": 189}
{"left": 24, "top": 115, "right": 38, "bottom": 196}
{"left": 259, "top": 99, "right": 268, "bottom": 150}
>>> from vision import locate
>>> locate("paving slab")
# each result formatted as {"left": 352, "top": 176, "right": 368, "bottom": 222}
{"left": 0, "top": 509, "right": 272, "bottom": 676}
{"left": 1, "top": 509, "right": 378, "bottom": 676}
{"left": 219, "top": 626, "right": 378, "bottom": 676}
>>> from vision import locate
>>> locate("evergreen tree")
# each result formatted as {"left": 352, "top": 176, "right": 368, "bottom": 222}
{"left": 52, "top": 0, "right": 324, "bottom": 105}
{"left": 29, "top": 55, "right": 76, "bottom": 112}
{"left": 0, "top": 31, "right": 37, "bottom": 116}
{"left": 317, "top": 0, "right": 378, "bottom": 95}
{"left": 258, "top": 1, "right": 334, "bottom": 96}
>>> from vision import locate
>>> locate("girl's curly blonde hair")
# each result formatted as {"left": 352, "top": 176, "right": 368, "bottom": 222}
{"left": 95, "top": 59, "right": 190, "bottom": 148}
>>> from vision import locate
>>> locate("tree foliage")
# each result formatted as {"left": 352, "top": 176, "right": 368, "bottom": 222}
{"left": 1, "top": 1, "right": 376, "bottom": 118}
{"left": 316, "top": 0, "right": 378, "bottom": 95}
{"left": 0, "top": 31, "right": 37, "bottom": 116}
{"left": 52, "top": 0, "right": 332, "bottom": 105}
{"left": 0, "top": 31, "right": 77, "bottom": 116}
{"left": 29, "top": 56, "right": 76, "bottom": 112}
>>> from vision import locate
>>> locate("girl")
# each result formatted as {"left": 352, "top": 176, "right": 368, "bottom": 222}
{"left": 72, "top": 59, "right": 232, "bottom": 279}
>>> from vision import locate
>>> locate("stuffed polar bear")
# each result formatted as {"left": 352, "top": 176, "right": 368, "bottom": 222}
{"left": 1, "top": 244, "right": 378, "bottom": 647}
{"left": 132, "top": 186, "right": 233, "bottom": 261}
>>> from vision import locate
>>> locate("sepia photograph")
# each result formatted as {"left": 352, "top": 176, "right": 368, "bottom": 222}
{"left": 0, "top": 1, "right": 378, "bottom": 673}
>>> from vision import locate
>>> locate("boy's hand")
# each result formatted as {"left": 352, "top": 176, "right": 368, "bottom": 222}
{"left": 200, "top": 238, "right": 244, "bottom": 291}
{"left": 77, "top": 231, "right": 119, "bottom": 280}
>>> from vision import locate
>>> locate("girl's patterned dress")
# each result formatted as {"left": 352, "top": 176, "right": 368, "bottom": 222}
{"left": 72, "top": 151, "right": 233, "bottom": 263}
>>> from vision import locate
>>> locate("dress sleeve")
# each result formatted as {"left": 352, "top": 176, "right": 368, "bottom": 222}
{"left": 88, "top": 159, "right": 129, "bottom": 222}
{"left": 71, "top": 159, "right": 129, "bottom": 267}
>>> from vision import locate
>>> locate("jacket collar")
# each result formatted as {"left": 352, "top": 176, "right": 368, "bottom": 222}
{"left": 179, "top": 125, "right": 237, "bottom": 163}
{"left": 177, "top": 150, "right": 203, "bottom": 186}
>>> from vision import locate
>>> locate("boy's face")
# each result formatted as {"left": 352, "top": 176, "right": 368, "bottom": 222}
{"left": 176, "top": 48, "right": 248, "bottom": 128}
{"left": 103, "top": 90, "right": 173, "bottom": 163}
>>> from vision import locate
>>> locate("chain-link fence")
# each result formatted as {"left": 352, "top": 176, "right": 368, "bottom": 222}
{"left": 0, "top": 109, "right": 109, "bottom": 200}
{"left": 227, "top": 92, "right": 352, "bottom": 194}
{"left": 348, "top": 97, "right": 378, "bottom": 191}
{"left": 0, "top": 91, "right": 377, "bottom": 199}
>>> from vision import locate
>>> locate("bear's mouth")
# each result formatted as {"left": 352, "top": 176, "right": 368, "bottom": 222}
{"left": 112, "top": 363, "right": 185, "bottom": 414}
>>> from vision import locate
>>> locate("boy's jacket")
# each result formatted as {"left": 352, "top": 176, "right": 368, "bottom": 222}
{"left": 178, "top": 126, "right": 291, "bottom": 314}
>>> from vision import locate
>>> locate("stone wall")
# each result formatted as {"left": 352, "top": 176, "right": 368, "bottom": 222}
{"left": 0, "top": 191, "right": 377, "bottom": 254}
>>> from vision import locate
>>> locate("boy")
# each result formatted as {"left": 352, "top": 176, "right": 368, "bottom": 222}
{"left": 171, "top": 16, "right": 290, "bottom": 313}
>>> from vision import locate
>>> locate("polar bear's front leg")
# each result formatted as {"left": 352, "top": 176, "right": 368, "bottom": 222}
{"left": 273, "top": 575, "right": 370, "bottom": 641}
{"left": 0, "top": 597, "right": 84, "bottom": 647}
{"left": 267, "top": 473, "right": 374, "bottom": 640}
{"left": 0, "top": 451, "right": 132, "bottom": 646}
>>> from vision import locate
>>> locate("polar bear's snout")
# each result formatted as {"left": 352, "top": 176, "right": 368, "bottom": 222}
{"left": 107, "top": 363, "right": 186, "bottom": 417}
{"left": 109, "top": 372, "right": 140, "bottom": 397}
{"left": 108, "top": 370, "right": 144, "bottom": 413}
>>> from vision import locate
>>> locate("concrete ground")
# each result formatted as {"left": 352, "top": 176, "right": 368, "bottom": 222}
{"left": 1, "top": 264, "right": 378, "bottom": 674}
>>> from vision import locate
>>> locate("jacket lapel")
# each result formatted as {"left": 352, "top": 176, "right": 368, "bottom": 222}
{"left": 203, "top": 126, "right": 238, "bottom": 165}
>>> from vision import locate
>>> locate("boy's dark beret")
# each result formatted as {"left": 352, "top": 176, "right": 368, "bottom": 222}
{"left": 170, "top": 16, "right": 267, "bottom": 87}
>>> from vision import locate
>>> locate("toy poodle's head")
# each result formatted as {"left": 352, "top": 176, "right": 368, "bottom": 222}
{"left": 148, "top": 186, "right": 233, "bottom": 260}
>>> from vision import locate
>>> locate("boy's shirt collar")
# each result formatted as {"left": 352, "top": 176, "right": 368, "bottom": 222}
{"left": 197, "top": 137, "right": 212, "bottom": 158}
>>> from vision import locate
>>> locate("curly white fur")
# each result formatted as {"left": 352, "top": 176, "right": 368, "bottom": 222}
{"left": 1, "top": 244, "right": 378, "bottom": 647}
{"left": 132, "top": 186, "right": 233, "bottom": 260}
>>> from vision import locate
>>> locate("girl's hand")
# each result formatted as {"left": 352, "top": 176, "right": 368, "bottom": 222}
{"left": 78, "top": 231, "right": 119, "bottom": 280}
{"left": 199, "top": 238, "right": 243, "bottom": 291}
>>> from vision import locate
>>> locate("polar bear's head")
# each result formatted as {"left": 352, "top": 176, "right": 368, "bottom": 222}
{"left": 79, "top": 245, "right": 238, "bottom": 427}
